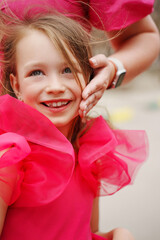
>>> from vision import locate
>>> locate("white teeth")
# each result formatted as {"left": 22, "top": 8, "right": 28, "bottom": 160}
{"left": 57, "top": 102, "right": 61, "bottom": 107}
{"left": 45, "top": 101, "right": 69, "bottom": 108}
{"left": 53, "top": 102, "right": 57, "bottom": 107}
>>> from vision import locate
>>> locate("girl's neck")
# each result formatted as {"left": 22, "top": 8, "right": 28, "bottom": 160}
{"left": 56, "top": 116, "right": 80, "bottom": 142}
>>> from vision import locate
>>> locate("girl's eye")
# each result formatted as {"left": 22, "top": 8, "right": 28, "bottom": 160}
{"left": 30, "top": 70, "right": 44, "bottom": 76}
{"left": 63, "top": 67, "right": 72, "bottom": 74}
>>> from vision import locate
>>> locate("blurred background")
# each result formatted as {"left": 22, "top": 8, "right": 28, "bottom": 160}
{"left": 90, "top": 1, "right": 160, "bottom": 240}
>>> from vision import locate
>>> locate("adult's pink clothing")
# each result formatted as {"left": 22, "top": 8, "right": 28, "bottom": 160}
{"left": 0, "top": 95, "right": 148, "bottom": 239}
{"left": 1, "top": 0, "right": 154, "bottom": 31}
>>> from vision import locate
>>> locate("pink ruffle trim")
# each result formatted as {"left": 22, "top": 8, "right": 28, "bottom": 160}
{"left": 0, "top": 95, "right": 148, "bottom": 207}
{"left": 79, "top": 119, "right": 148, "bottom": 196}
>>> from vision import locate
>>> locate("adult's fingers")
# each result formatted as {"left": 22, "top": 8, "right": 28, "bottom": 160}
{"left": 89, "top": 54, "right": 110, "bottom": 68}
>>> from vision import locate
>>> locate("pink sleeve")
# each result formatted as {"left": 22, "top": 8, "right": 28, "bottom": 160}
{"left": 89, "top": 0, "right": 154, "bottom": 31}
{"left": 0, "top": 0, "right": 85, "bottom": 20}
{"left": 1, "top": 0, "right": 154, "bottom": 31}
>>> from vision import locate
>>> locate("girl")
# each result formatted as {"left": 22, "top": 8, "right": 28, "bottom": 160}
{"left": 1, "top": 0, "right": 160, "bottom": 118}
{"left": 0, "top": 11, "right": 148, "bottom": 240}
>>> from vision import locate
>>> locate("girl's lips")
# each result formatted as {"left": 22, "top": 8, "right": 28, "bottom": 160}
{"left": 41, "top": 100, "right": 72, "bottom": 112}
{"left": 42, "top": 100, "right": 70, "bottom": 108}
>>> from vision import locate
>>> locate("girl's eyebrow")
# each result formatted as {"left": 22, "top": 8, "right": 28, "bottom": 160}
{"left": 24, "top": 61, "right": 46, "bottom": 70}
{"left": 24, "top": 60, "right": 80, "bottom": 71}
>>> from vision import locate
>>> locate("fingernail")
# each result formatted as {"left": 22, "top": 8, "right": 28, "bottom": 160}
{"left": 90, "top": 58, "right": 97, "bottom": 66}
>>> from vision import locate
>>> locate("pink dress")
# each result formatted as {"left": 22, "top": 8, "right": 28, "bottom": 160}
{"left": 1, "top": 0, "right": 154, "bottom": 31}
{"left": 0, "top": 95, "right": 148, "bottom": 239}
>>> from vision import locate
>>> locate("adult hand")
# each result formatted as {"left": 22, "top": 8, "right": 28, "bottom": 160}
{"left": 79, "top": 54, "right": 115, "bottom": 119}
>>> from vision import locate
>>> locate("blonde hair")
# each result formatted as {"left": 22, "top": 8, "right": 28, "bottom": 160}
{"left": 0, "top": 11, "right": 93, "bottom": 95}
{"left": 0, "top": 10, "right": 93, "bottom": 146}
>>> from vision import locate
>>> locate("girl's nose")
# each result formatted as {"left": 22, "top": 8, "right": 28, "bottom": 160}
{"left": 45, "top": 75, "right": 66, "bottom": 94}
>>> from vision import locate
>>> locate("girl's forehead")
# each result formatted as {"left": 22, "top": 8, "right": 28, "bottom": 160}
{"left": 20, "top": 28, "right": 79, "bottom": 64}
{"left": 16, "top": 28, "right": 82, "bottom": 72}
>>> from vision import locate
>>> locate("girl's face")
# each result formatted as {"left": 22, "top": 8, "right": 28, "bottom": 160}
{"left": 10, "top": 29, "right": 85, "bottom": 137}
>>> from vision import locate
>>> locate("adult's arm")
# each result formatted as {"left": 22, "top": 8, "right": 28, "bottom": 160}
{"left": 80, "top": 15, "right": 160, "bottom": 115}
{"left": 107, "top": 15, "right": 160, "bottom": 83}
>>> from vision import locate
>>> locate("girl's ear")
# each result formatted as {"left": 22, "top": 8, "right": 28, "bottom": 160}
{"left": 10, "top": 73, "right": 20, "bottom": 98}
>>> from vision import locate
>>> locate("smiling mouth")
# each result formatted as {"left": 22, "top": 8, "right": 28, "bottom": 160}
{"left": 42, "top": 100, "right": 71, "bottom": 108}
